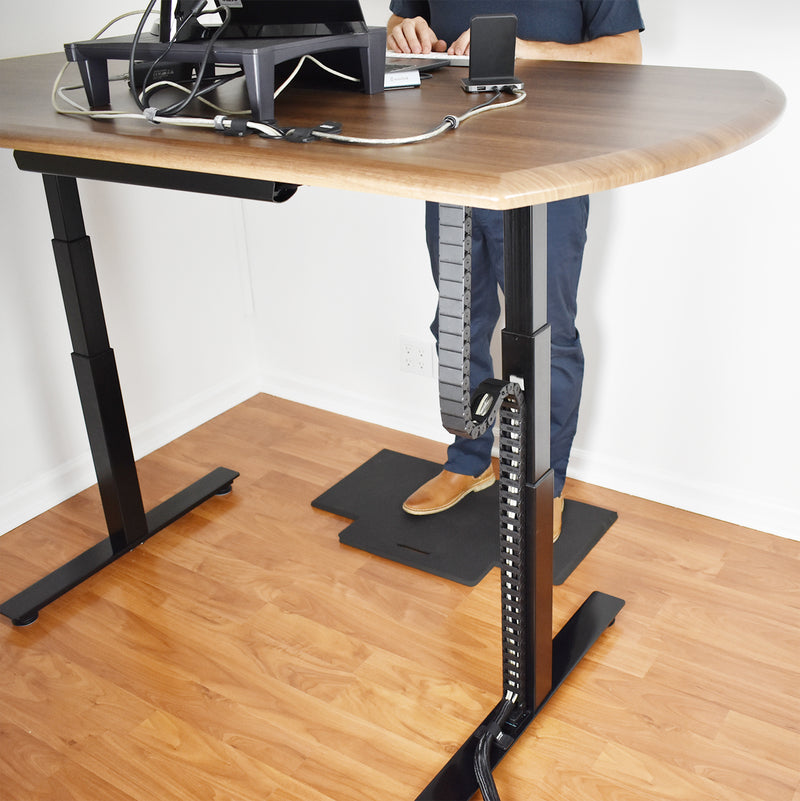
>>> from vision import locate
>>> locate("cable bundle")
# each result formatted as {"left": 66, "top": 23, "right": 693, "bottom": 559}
{"left": 474, "top": 696, "right": 517, "bottom": 801}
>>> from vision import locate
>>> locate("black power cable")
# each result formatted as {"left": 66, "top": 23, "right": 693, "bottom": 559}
{"left": 138, "top": 2, "right": 207, "bottom": 104}
{"left": 128, "top": 0, "right": 161, "bottom": 109}
{"left": 474, "top": 696, "right": 516, "bottom": 801}
{"left": 129, "top": 0, "right": 232, "bottom": 117}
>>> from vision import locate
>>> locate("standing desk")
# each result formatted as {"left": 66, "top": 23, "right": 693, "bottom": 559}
{"left": 0, "top": 51, "right": 784, "bottom": 799}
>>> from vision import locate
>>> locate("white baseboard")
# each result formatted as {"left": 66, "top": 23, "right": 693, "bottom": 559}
{"left": 0, "top": 374, "right": 260, "bottom": 536}
{"left": 4, "top": 375, "right": 797, "bottom": 544}
{"left": 128, "top": 373, "right": 261, "bottom": 461}
{"left": 0, "top": 454, "right": 99, "bottom": 539}
{"left": 567, "top": 447, "right": 800, "bottom": 542}
{"left": 258, "top": 371, "right": 451, "bottom": 445}
{"left": 264, "top": 375, "right": 799, "bottom": 542}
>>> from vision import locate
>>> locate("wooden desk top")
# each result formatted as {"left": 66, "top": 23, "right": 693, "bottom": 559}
{"left": 0, "top": 52, "right": 785, "bottom": 209}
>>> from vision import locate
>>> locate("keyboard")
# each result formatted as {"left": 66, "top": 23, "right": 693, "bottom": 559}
{"left": 385, "top": 50, "right": 470, "bottom": 67}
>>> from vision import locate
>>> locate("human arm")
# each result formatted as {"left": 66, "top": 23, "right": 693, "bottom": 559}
{"left": 515, "top": 29, "right": 642, "bottom": 64}
{"left": 386, "top": 13, "right": 447, "bottom": 54}
{"left": 446, "top": 28, "right": 642, "bottom": 65}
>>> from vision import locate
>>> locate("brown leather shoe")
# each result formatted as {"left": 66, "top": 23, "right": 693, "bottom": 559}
{"left": 402, "top": 466, "right": 496, "bottom": 515}
{"left": 553, "top": 495, "right": 564, "bottom": 542}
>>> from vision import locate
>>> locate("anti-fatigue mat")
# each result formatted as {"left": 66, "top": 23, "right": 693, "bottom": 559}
{"left": 312, "top": 449, "right": 616, "bottom": 586}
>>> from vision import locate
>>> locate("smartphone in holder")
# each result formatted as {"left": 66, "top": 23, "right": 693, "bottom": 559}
{"left": 462, "top": 14, "right": 523, "bottom": 93}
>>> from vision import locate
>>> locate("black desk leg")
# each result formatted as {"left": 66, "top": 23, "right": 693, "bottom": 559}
{"left": 0, "top": 174, "right": 238, "bottom": 626}
{"left": 416, "top": 205, "right": 622, "bottom": 800}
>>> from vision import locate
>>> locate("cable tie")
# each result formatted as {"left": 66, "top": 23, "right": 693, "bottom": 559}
{"left": 143, "top": 107, "right": 160, "bottom": 124}
{"left": 213, "top": 115, "right": 228, "bottom": 131}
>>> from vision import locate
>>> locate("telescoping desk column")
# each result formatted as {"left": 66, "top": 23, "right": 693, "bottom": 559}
{"left": 0, "top": 145, "right": 304, "bottom": 626}
{"left": 0, "top": 51, "right": 784, "bottom": 798}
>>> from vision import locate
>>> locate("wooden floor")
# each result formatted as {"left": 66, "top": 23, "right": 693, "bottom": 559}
{"left": 1, "top": 394, "right": 798, "bottom": 801}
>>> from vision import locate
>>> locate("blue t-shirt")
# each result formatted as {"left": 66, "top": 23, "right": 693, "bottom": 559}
{"left": 389, "top": 0, "right": 644, "bottom": 45}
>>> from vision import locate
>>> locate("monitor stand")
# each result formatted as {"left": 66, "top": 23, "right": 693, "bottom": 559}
{"left": 64, "top": 27, "right": 385, "bottom": 122}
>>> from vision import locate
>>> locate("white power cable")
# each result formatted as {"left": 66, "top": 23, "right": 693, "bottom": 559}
{"left": 274, "top": 54, "right": 359, "bottom": 98}
{"left": 138, "top": 78, "right": 251, "bottom": 115}
{"left": 310, "top": 89, "right": 527, "bottom": 146}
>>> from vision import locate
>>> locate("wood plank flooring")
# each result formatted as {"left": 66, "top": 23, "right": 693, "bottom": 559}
{"left": 1, "top": 394, "right": 798, "bottom": 801}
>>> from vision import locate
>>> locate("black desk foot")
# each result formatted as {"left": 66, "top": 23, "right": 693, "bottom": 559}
{"left": 0, "top": 467, "right": 238, "bottom": 626}
{"left": 416, "top": 591, "right": 624, "bottom": 800}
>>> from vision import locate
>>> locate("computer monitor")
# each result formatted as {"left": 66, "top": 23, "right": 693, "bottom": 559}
{"left": 170, "top": 0, "right": 369, "bottom": 40}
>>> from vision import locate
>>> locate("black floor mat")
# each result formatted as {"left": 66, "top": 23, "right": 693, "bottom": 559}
{"left": 312, "top": 449, "right": 617, "bottom": 586}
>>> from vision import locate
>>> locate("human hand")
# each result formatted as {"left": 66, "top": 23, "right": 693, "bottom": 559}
{"left": 447, "top": 29, "right": 471, "bottom": 56}
{"left": 387, "top": 16, "right": 447, "bottom": 54}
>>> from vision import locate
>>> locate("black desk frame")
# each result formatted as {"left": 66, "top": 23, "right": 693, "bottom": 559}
{"left": 1, "top": 151, "right": 622, "bottom": 800}
{"left": 416, "top": 206, "right": 623, "bottom": 799}
{"left": 0, "top": 151, "right": 300, "bottom": 625}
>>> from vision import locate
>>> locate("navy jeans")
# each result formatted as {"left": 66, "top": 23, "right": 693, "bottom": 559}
{"left": 425, "top": 198, "right": 589, "bottom": 498}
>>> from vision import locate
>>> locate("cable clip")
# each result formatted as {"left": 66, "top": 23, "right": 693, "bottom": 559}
{"left": 143, "top": 107, "right": 161, "bottom": 124}
{"left": 213, "top": 116, "right": 253, "bottom": 137}
{"left": 283, "top": 127, "right": 316, "bottom": 143}
{"left": 443, "top": 114, "right": 459, "bottom": 129}
{"left": 227, "top": 119, "right": 252, "bottom": 137}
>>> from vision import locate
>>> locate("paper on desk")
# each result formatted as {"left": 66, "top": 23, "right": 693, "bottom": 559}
{"left": 385, "top": 69, "right": 421, "bottom": 89}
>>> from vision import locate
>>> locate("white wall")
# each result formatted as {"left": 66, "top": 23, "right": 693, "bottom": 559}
{"left": 1, "top": 0, "right": 798, "bottom": 540}
{"left": 570, "top": 0, "right": 800, "bottom": 539}
{"left": 0, "top": 2, "right": 260, "bottom": 532}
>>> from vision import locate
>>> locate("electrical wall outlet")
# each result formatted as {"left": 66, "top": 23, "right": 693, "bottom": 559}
{"left": 400, "top": 338, "right": 434, "bottom": 377}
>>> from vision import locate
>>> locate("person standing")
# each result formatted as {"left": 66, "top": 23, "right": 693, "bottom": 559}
{"left": 387, "top": 1, "right": 644, "bottom": 538}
